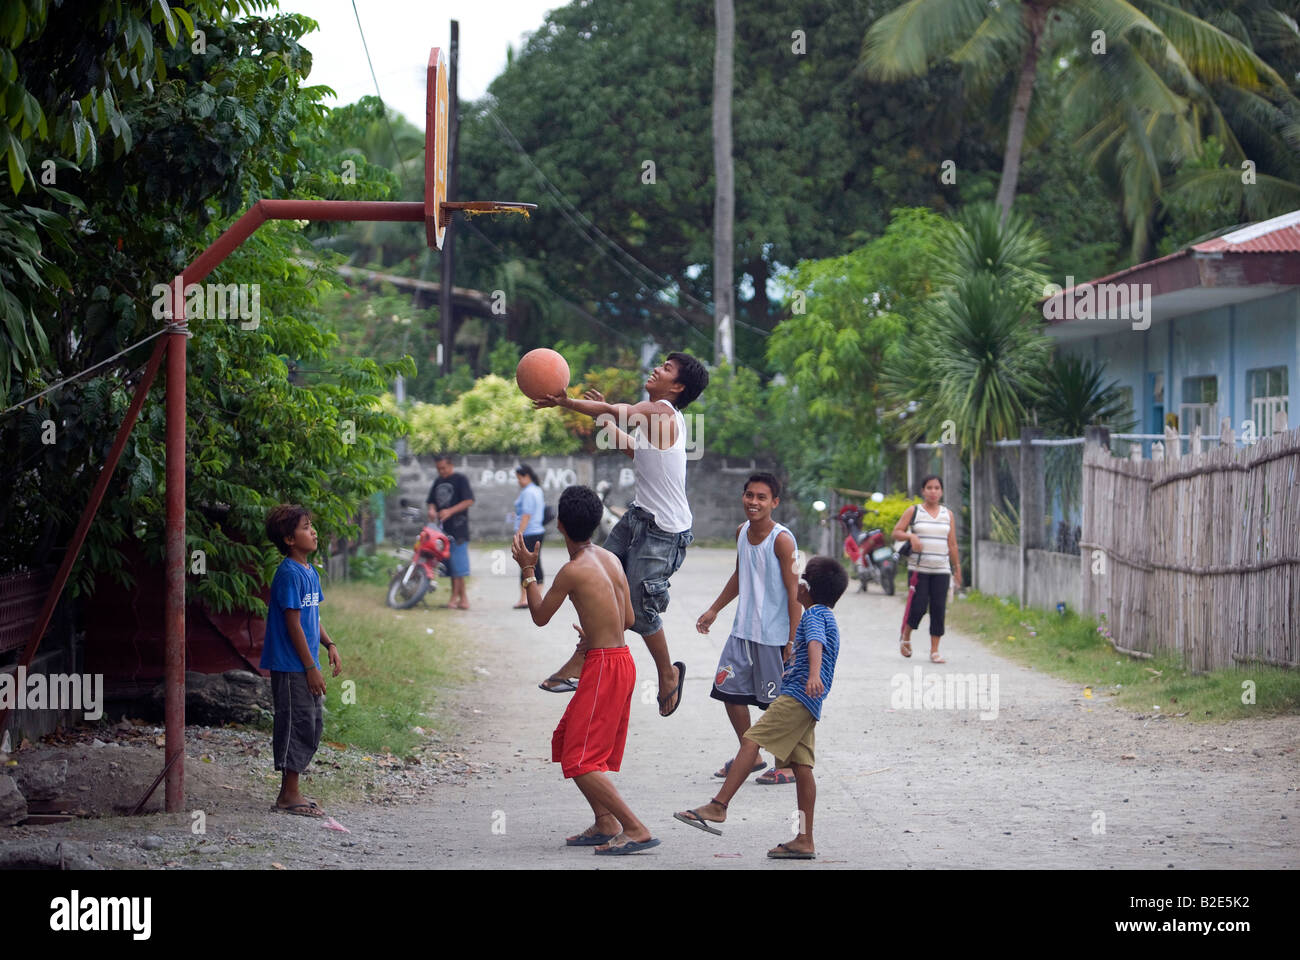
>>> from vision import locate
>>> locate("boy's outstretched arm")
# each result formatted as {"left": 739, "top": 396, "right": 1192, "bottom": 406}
{"left": 775, "top": 531, "right": 800, "bottom": 661}
{"left": 536, "top": 394, "right": 678, "bottom": 448}
{"left": 512, "top": 531, "right": 571, "bottom": 626}
{"left": 697, "top": 542, "right": 741, "bottom": 634}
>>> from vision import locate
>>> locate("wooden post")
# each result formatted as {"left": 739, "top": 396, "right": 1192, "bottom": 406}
{"left": 1019, "top": 425, "right": 1044, "bottom": 607}
{"left": 942, "top": 441, "right": 963, "bottom": 581}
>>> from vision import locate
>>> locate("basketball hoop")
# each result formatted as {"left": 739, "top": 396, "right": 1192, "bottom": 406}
{"left": 427, "top": 48, "right": 536, "bottom": 249}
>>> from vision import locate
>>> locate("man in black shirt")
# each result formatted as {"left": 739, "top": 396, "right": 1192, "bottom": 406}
{"left": 427, "top": 453, "right": 475, "bottom": 609}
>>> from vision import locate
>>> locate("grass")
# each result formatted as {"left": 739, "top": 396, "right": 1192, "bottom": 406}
{"left": 946, "top": 591, "right": 1300, "bottom": 721}
{"left": 314, "top": 580, "right": 468, "bottom": 755}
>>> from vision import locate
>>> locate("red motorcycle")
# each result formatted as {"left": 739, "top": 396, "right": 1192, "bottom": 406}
{"left": 839, "top": 503, "right": 897, "bottom": 595}
{"left": 386, "top": 502, "right": 453, "bottom": 609}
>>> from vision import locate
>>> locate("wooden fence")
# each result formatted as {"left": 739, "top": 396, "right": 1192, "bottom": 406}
{"left": 1080, "top": 421, "right": 1299, "bottom": 671}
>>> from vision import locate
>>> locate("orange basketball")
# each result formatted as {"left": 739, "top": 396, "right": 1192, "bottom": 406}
{"left": 516, "top": 348, "right": 571, "bottom": 400}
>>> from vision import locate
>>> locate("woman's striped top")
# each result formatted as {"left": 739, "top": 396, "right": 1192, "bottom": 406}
{"left": 909, "top": 503, "right": 952, "bottom": 575}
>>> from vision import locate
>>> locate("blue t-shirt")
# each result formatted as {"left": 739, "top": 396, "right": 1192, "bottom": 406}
{"left": 514, "top": 483, "right": 546, "bottom": 536}
{"left": 780, "top": 605, "right": 840, "bottom": 721}
{"left": 261, "top": 557, "right": 323, "bottom": 672}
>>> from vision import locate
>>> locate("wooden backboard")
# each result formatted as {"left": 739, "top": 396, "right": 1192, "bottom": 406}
{"left": 426, "top": 47, "right": 449, "bottom": 250}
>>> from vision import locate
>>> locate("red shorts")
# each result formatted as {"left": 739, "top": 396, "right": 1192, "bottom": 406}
{"left": 552, "top": 645, "right": 635, "bottom": 778}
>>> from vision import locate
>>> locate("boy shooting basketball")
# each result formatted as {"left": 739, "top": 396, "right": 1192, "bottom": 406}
{"left": 513, "top": 485, "right": 660, "bottom": 855}
{"left": 533, "top": 352, "right": 709, "bottom": 718}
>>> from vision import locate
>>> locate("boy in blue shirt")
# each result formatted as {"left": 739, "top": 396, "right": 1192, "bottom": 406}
{"left": 262, "top": 505, "right": 342, "bottom": 817}
{"left": 674, "top": 555, "right": 847, "bottom": 859}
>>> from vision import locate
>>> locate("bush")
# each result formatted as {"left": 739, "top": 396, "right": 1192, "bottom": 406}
{"left": 403, "top": 375, "right": 580, "bottom": 455}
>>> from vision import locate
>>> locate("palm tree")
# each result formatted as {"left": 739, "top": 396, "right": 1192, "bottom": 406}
{"left": 861, "top": 0, "right": 1286, "bottom": 234}
{"left": 884, "top": 203, "right": 1050, "bottom": 455}
{"left": 713, "top": 0, "right": 736, "bottom": 365}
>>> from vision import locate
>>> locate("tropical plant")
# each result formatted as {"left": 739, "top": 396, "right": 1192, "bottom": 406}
{"left": 1033, "top": 352, "right": 1137, "bottom": 436}
{"left": 403, "top": 375, "right": 580, "bottom": 456}
{"left": 883, "top": 203, "right": 1051, "bottom": 456}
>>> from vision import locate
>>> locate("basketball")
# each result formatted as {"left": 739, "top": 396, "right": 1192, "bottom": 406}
{"left": 516, "top": 348, "right": 571, "bottom": 400}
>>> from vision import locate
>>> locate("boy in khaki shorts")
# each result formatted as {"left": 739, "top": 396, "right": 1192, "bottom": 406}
{"left": 673, "top": 555, "right": 847, "bottom": 859}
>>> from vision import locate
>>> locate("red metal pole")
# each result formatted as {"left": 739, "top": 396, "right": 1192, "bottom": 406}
{"left": 164, "top": 277, "right": 187, "bottom": 811}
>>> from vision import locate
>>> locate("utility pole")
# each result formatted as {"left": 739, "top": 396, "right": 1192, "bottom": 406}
{"left": 438, "top": 20, "right": 460, "bottom": 374}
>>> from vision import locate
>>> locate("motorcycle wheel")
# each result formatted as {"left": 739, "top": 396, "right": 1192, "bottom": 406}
{"left": 386, "top": 564, "right": 430, "bottom": 609}
{"left": 881, "top": 564, "right": 896, "bottom": 596}
{"left": 859, "top": 570, "right": 870, "bottom": 593}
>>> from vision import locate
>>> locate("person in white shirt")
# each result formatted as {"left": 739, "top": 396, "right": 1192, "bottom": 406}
{"left": 533, "top": 352, "right": 709, "bottom": 717}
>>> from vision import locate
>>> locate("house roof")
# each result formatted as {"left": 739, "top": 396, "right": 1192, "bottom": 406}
{"left": 1191, "top": 210, "right": 1300, "bottom": 253}
{"left": 1042, "top": 209, "right": 1300, "bottom": 342}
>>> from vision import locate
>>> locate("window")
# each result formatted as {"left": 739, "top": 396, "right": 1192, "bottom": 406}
{"left": 1246, "top": 365, "right": 1289, "bottom": 437}
{"left": 1180, "top": 375, "right": 1218, "bottom": 435}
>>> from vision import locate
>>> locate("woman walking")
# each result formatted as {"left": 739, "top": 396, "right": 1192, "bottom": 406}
{"left": 512, "top": 465, "right": 547, "bottom": 609}
{"left": 892, "top": 474, "right": 962, "bottom": 662}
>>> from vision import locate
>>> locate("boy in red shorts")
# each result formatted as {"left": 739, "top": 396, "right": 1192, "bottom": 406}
{"left": 512, "top": 484, "right": 660, "bottom": 855}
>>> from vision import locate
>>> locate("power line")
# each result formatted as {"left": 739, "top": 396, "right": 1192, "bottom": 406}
{"left": 488, "top": 106, "right": 769, "bottom": 340}
{"left": 351, "top": 0, "right": 414, "bottom": 191}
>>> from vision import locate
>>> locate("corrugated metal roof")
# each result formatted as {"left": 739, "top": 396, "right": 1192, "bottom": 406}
{"left": 1193, "top": 210, "right": 1300, "bottom": 253}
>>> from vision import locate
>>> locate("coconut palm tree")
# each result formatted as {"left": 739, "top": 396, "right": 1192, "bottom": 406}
{"left": 860, "top": 0, "right": 1287, "bottom": 234}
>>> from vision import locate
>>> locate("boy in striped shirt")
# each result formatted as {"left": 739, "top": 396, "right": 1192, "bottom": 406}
{"left": 674, "top": 555, "right": 848, "bottom": 859}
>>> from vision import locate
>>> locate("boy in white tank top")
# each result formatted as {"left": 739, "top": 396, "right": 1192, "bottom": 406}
{"left": 696, "top": 473, "right": 802, "bottom": 785}
{"left": 533, "top": 352, "right": 709, "bottom": 718}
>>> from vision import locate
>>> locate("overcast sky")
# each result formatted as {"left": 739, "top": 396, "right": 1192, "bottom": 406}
{"left": 288, "top": 0, "right": 560, "bottom": 128}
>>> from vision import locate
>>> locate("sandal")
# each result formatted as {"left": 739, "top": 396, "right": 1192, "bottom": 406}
{"left": 900, "top": 638, "right": 912, "bottom": 658}
{"left": 713, "top": 758, "right": 767, "bottom": 779}
{"left": 538, "top": 675, "right": 578, "bottom": 693}
{"left": 930, "top": 651, "right": 946, "bottom": 663}
{"left": 755, "top": 769, "right": 795, "bottom": 785}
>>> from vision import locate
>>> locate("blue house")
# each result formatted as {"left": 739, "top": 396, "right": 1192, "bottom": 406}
{"left": 1042, "top": 211, "right": 1299, "bottom": 448}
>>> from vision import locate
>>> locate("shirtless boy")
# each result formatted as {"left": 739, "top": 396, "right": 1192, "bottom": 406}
{"left": 512, "top": 484, "right": 661, "bottom": 855}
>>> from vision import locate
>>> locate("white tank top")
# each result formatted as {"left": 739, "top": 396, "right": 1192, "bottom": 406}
{"left": 732, "top": 521, "right": 795, "bottom": 646}
{"left": 631, "top": 400, "right": 692, "bottom": 533}
{"left": 910, "top": 503, "right": 952, "bottom": 575}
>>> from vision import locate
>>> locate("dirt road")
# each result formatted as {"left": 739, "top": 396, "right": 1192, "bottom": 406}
{"left": 9, "top": 546, "right": 1296, "bottom": 869}
{"left": 322, "top": 546, "right": 1298, "bottom": 869}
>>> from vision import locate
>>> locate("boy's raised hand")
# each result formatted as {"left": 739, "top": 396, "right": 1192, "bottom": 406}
{"left": 511, "top": 530, "right": 541, "bottom": 570}
{"left": 533, "top": 393, "right": 568, "bottom": 410}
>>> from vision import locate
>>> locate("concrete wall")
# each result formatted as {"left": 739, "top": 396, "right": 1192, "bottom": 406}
{"left": 975, "top": 540, "right": 1083, "bottom": 613}
{"left": 390, "top": 452, "right": 805, "bottom": 545}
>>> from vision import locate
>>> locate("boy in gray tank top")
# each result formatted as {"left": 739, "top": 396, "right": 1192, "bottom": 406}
{"left": 533, "top": 352, "right": 709, "bottom": 717}
{"left": 696, "top": 473, "right": 802, "bottom": 785}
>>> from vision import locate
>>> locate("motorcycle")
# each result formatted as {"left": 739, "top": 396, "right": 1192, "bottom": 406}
{"left": 594, "top": 479, "right": 628, "bottom": 545}
{"left": 386, "top": 500, "right": 453, "bottom": 609}
{"left": 838, "top": 497, "right": 898, "bottom": 595}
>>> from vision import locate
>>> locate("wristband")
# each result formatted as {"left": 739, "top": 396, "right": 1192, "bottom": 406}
{"left": 523, "top": 575, "right": 538, "bottom": 587}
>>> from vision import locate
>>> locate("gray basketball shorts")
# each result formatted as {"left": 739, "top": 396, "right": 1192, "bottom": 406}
{"left": 709, "top": 634, "right": 786, "bottom": 710}
{"left": 271, "top": 670, "right": 324, "bottom": 773}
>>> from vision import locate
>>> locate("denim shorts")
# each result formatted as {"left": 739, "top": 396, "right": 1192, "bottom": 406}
{"left": 603, "top": 505, "right": 693, "bottom": 636}
{"left": 447, "top": 541, "right": 470, "bottom": 577}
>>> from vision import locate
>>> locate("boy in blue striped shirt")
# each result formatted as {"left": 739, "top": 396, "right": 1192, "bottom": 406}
{"left": 674, "top": 555, "right": 847, "bottom": 859}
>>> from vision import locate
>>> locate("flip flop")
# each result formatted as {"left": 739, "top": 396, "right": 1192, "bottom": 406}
{"left": 768, "top": 842, "right": 815, "bottom": 860}
{"left": 538, "top": 675, "right": 578, "bottom": 693}
{"left": 566, "top": 831, "right": 616, "bottom": 847}
{"left": 593, "top": 834, "right": 661, "bottom": 855}
{"left": 272, "top": 802, "right": 324, "bottom": 818}
{"left": 900, "top": 638, "right": 912, "bottom": 658}
{"left": 673, "top": 809, "right": 723, "bottom": 836}
{"left": 755, "top": 769, "right": 795, "bottom": 785}
{"left": 930, "top": 652, "right": 946, "bottom": 663}
{"left": 512, "top": 602, "right": 529, "bottom": 609}
{"left": 657, "top": 661, "right": 686, "bottom": 717}
{"left": 714, "top": 758, "right": 767, "bottom": 779}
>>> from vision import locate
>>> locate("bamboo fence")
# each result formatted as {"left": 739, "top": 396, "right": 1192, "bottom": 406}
{"left": 1081, "top": 421, "right": 1299, "bottom": 671}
